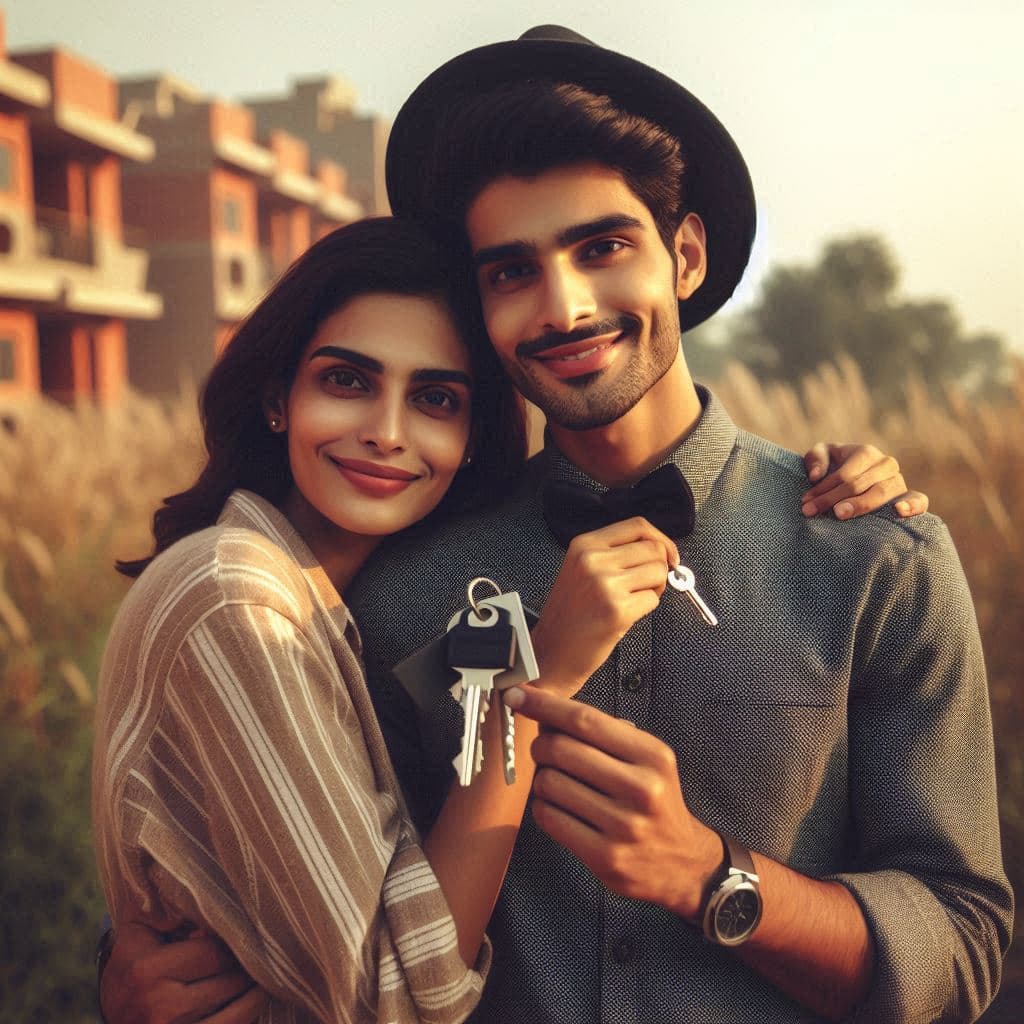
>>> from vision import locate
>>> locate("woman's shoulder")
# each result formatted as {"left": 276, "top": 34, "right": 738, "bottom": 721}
{"left": 115, "top": 519, "right": 311, "bottom": 643}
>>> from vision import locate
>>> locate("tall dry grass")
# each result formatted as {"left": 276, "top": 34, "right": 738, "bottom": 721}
{"left": 0, "top": 385, "right": 203, "bottom": 722}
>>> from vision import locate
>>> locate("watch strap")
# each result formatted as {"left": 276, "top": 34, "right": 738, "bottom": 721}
{"left": 722, "top": 834, "right": 756, "bottom": 878}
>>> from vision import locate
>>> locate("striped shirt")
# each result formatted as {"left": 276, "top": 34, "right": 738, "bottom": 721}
{"left": 92, "top": 490, "right": 488, "bottom": 1024}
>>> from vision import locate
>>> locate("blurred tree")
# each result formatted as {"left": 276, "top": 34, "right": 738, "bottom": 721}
{"left": 723, "top": 235, "right": 1014, "bottom": 409}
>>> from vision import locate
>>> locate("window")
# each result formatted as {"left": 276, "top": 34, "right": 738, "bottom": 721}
{"left": 222, "top": 196, "right": 242, "bottom": 234}
{"left": 0, "top": 338, "right": 16, "bottom": 382}
{"left": 0, "top": 143, "right": 14, "bottom": 192}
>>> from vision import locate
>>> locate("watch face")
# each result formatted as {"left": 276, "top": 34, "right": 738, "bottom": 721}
{"left": 716, "top": 886, "right": 761, "bottom": 941}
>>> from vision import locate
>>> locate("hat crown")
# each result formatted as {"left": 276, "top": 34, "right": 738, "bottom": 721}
{"left": 518, "top": 25, "right": 593, "bottom": 45}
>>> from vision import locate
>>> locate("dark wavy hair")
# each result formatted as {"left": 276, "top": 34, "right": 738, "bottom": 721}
{"left": 423, "top": 80, "right": 686, "bottom": 253}
{"left": 118, "top": 217, "right": 527, "bottom": 578}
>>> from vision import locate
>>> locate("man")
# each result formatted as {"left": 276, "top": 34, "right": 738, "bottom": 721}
{"left": 100, "top": 26, "right": 1007, "bottom": 1024}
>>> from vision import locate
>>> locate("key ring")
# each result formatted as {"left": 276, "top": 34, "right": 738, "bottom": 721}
{"left": 667, "top": 564, "right": 694, "bottom": 591}
{"left": 467, "top": 577, "right": 502, "bottom": 622}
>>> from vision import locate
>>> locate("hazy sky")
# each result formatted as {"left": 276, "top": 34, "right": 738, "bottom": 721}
{"left": 9, "top": 1, "right": 1023, "bottom": 350}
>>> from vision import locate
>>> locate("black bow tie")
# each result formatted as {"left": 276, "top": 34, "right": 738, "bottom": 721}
{"left": 542, "top": 464, "right": 696, "bottom": 548}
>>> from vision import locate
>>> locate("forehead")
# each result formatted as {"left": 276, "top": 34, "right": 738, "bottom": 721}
{"left": 303, "top": 292, "right": 469, "bottom": 372}
{"left": 465, "top": 163, "right": 654, "bottom": 249}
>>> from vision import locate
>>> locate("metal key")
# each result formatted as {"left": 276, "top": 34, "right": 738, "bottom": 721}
{"left": 445, "top": 606, "right": 517, "bottom": 786}
{"left": 498, "top": 694, "right": 517, "bottom": 784}
{"left": 479, "top": 592, "right": 535, "bottom": 785}
{"left": 447, "top": 588, "right": 540, "bottom": 785}
{"left": 668, "top": 563, "right": 719, "bottom": 626}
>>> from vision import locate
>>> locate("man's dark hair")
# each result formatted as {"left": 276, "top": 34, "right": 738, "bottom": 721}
{"left": 426, "top": 81, "right": 686, "bottom": 252}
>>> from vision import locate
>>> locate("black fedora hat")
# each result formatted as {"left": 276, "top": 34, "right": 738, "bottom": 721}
{"left": 386, "top": 24, "right": 756, "bottom": 332}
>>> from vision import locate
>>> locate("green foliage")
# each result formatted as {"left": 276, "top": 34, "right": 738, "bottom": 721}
{"left": 726, "top": 235, "right": 1015, "bottom": 409}
{"left": 0, "top": 699, "right": 104, "bottom": 1021}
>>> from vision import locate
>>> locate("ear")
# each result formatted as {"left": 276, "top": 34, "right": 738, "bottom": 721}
{"left": 674, "top": 212, "right": 707, "bottom": 301}
{"left": 262, "top": 389, "right": 288, "bottom": 432}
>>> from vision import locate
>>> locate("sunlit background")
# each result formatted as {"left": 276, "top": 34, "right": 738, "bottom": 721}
{"left": 11, "top": 0, "right": 1024, "bottom": 349}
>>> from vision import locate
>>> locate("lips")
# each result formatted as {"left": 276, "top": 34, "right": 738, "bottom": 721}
{"left": 329, "top": 457, "right": 420, "bottom": 497}
{"left": 533, "top": 332, "right": 623, "bottom": 379}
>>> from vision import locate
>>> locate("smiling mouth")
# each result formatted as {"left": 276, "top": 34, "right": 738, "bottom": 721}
{"left": 328, "top": 457, "right": 421, "bottom": 496}
{"left": 330, "top": 458, "right": 419, "bottom": 480}
{"left": 532, "top": 332, "right": 625, "bottom": 379}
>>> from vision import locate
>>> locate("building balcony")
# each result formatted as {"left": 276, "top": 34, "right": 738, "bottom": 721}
{"left": 0, "top": 205, "right": 162, "bottom": 318}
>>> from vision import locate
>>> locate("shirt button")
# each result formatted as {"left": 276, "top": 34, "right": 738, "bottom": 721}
{"left": 611, "top": 937, "right": 635, "bottom": 964}
{"left": 621, "top": 670, "right": 644, "bottom": 694}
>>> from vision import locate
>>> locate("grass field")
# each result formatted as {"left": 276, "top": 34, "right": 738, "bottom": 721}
{"left": 1, "top": 362, "right": 1020, "bottom": 1019}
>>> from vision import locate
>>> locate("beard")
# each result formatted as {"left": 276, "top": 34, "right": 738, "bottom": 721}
{"left": 504, "top": 304, "right": 682, "bottom": 431}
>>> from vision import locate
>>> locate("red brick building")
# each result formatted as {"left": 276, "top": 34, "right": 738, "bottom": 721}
{"left": 247, "top": 76, "right": 389, "bottom": 216}
{"left": 118, "top": 75, "right": 361, "bottom": 393}
{"left": 0, "top": 12, "right": 161, "bottom": 404}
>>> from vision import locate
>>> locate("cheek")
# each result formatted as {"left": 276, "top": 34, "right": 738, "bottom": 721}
{"left": 482, "top": 294, "right": 530, "bottom": 355}
{"left": 613, "top": 261, "right": 668, "bottom": 314}
{"left": 288, "top": 392, "right": 360, "bottom": 447}
{"left": 418, "top": 418, "right": 472, "bottom": 480}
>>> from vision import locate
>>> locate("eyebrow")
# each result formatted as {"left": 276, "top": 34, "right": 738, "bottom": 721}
{"left": 308, "top": 346, "right": 472, "bottom": 386}
{"left": 471, "top": 213, "right": 646, "bottom": 269}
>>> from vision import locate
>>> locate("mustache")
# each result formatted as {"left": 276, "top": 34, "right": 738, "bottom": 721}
{"left": 516, "top": 315, "right": 641, "bottom": 359}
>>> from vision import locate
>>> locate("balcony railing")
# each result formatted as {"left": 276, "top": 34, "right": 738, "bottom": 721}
{"left": 34, "top": 206, "right": 94, "bottom": 264}
{"left": 28, "top": 206, "right": 149, "bottom": 266}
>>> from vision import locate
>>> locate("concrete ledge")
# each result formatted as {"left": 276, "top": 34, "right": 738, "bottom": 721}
{"left": 0, "top": 60, "right": 50, "bottom": 108}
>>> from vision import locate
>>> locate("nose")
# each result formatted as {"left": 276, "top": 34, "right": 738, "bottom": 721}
{"left": 357, "top": 392, "right": 406, "bottom": 454}
{"left": 539, "top": 260, "right": 597, "bottom": 333}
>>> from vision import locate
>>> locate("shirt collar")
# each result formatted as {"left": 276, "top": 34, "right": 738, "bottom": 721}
{"left": 539, "top": 385, "right": 737, "bottom": 516}
{"left": 217, "top": 489, "right": 361, "bottom": 650}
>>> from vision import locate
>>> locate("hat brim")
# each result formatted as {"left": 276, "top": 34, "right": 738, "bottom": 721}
{"left": 386, "top": 31, "right": 756, "bottom": 332}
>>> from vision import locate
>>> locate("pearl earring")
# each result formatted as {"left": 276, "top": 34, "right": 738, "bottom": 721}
{"left": 270, "top": 416, "right": 281, "bottom": 430}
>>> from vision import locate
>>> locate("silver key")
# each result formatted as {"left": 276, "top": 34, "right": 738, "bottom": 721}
{"left": 668, "top": 564, "right": 719, "bottom": 626}
{"left": 446, "top": 606, "right": 516, "bottom": 786}
{"left": 499, "top": 697, "right": 517, "bottom": 785}
{"left": 454, "top": 671, "right": 496, "bottom": 786}
{"left": 448, "top": 589, "right": 539, "bottom": 785}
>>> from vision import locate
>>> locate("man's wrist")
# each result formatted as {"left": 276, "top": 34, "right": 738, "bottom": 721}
{"left": 675, "top": 826, "right": 726, "bottom": 924}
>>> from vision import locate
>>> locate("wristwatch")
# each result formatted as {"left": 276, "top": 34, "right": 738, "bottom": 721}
{"left": 701, "top": 834, "right": 762, "bottom": 946}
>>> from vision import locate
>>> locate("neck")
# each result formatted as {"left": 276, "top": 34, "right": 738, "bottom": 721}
{"left": 314, "top": 535, "right": 382, "bottom": 595}
{"left": 547, "top": 351, "right": 703, "bottom": 487}
{"left": 280, "top": 490, "right": 382, "bottom": 594}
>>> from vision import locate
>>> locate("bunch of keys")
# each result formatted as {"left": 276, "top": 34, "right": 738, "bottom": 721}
{"left": 445, "top": 578, "right": 539, "bottom": 787}
{"left": 667, "top": 563, "right": 718, "bottom": 626}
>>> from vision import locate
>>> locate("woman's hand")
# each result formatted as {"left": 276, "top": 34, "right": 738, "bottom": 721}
{"left": 530, "top": 517, "right": 679, "bottom": 698}
{"left": 802, "top": 441, "right": 929, "bottom": 519}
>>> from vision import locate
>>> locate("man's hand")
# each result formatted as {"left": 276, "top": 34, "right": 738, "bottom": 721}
{"left": 503, "top": 684, "right": 721, "bottom": 921}
{"left": 530, "top": 517, "right": 679, "bottom": 696}
{"left": 101, "top": 921, "right": 267, "bottom": 1024}
{"left": 801, "top": 441, "right": 929, "bottom": 519}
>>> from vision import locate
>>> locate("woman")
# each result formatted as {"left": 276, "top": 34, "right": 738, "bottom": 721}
{"left": 93, "top": 217, "right": 688, "bottom": 1024}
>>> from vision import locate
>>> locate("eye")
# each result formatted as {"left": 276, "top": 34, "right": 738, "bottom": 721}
{"left": 414, "top": 387, "right": 462, "bottom": 415}
{"left": 322, "top": 367, "right": 369, "bottom": 392}
{"left": 581, "top": 238, "right": 627, "bottom": 260}
{"left": 486, "top": 261, "right": 536, "bottom": 289}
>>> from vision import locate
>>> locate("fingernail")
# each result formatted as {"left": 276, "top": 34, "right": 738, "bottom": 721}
{"left": 835, "top": 502, "right": 853, "bottom": 519}
{"left": 801, "top": 501, "right": 816, "bottom": 517}
{"left": 503, "top": 686, "right": 525, "bottom": 709}
{"left": 895, "top": 501, "right": 910, "bottom": 516}
{"left": 808, "top": 465, "right": 823, "bottom": 481}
